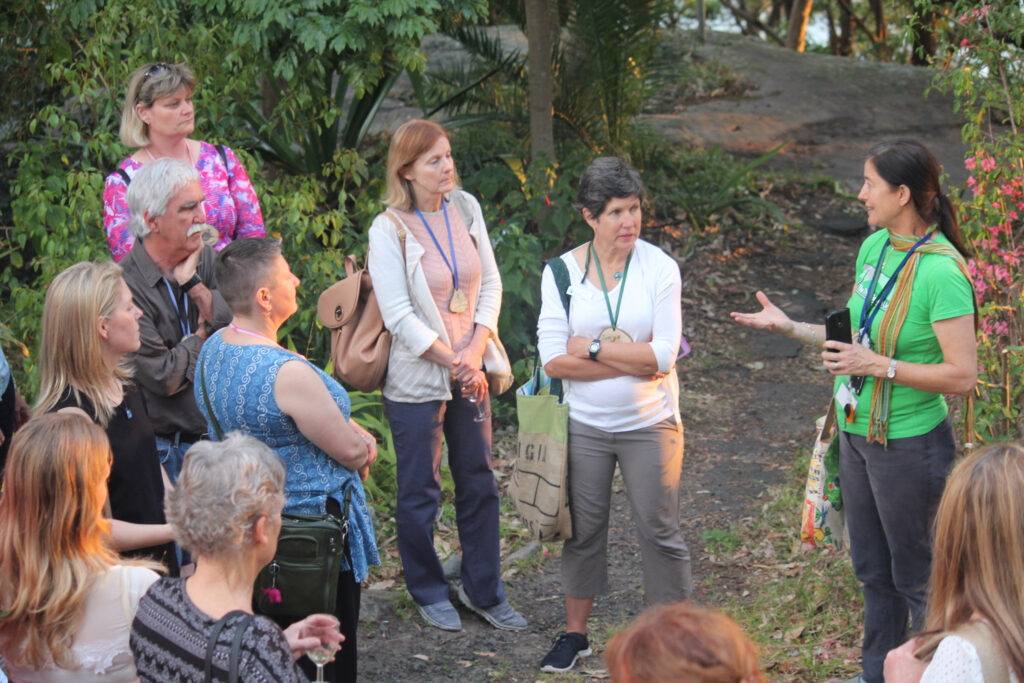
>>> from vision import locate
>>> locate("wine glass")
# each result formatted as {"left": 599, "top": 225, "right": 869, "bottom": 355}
{"left": 465, "top": 379, "right": 490, "bottom": 423}
{"left": 303, "top": 614, "right": 342, "bottom": 682}
{"left": 307, "top": 642, "right": 338, "bottom": 682}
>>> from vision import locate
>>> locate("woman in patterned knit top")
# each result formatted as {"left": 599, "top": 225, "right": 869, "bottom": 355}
{"left": 131, "top": 433, "right": 342, "bottom": 682}
{"left": 103, "top": 62, "right": 264, "bottom": 262}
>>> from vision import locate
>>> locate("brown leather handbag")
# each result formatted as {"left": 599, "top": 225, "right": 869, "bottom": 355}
{"left": 317, "top": 216, "right": 406, "bottom": 392}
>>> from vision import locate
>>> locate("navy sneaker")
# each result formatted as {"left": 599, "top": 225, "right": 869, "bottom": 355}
{"left": 540, "top": 632, "right": 591, "bottom": 672}
{"left": 414, "top": 597, "right": 462, "bottom": 631}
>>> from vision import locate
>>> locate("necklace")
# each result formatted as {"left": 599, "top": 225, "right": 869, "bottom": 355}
{"left": 145, "top": 140, "right": 195, "bottom": 166}
{"left": 228, "top": 323, "right": 280, "bottom": 346}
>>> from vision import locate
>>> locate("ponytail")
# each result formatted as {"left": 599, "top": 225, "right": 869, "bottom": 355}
{"left": 934, "top": 192, "right": 972, "bottom": 259}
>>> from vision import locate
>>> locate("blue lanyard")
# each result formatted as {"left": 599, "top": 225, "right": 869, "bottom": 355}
{"left": 858, "top": 232, "right": 931, "bottom": 341}
{"left": 162, "top": 278, "right": 191, "bottom": 338}
{"left": 414, "top": 201, "right": 459, "bottom": 289}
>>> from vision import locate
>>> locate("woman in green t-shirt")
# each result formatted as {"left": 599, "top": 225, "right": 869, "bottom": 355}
{"left": 731, "top": 140, "right": 977, "bottom": 683}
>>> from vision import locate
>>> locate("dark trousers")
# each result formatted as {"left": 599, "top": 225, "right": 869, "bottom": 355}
{"left": 839, "top": 419, "right": 955, "bottom": 683}
{"left": 0, "top": 378, "right": 14, "bottom": 474}
{"left": 384, "top": 389, "right": 505, "bottom": 608}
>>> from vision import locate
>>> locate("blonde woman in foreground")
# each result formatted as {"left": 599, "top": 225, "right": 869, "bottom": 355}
{"left": 0, "top": 413, "right": 160, "bottom": 681}
{"left": 884, "top": 441, "right": 1024, "bottom": 683}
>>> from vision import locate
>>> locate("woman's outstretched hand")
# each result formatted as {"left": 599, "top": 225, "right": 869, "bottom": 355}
{"left": 730, "top": 290, "right": 794, "bottom": 336}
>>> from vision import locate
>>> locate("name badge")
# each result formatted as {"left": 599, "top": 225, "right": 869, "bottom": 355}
{"left": 835, "top": 382, "right": 859, "bottom": 423}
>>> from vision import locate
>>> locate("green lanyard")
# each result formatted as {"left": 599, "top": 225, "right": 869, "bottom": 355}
{"left": 585, "top": 241, "right": 632, "bottom": 330}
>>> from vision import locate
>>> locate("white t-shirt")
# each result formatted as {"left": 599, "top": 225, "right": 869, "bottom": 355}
{"left": 2, "top": 565, "right": 159, "bottom": 682}
{"left": 921, "top": 634, "right": 1019, "bottom": 683}
{"left": 537, "top": 239, "right": 682, "bottom": 432}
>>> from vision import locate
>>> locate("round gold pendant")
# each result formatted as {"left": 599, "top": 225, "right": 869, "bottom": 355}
{"left": 200, "top": 225, "right": 219, "bottom": 247}
{"left": 449, "top": 288, "right": 469, "bottom": 313}
{"left": 599, "top": 327, "right": 632, "bottom": 343}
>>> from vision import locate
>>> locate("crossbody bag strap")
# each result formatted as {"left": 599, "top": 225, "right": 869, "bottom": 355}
{"left": 199, "top": 361, "right": 224, "bottom": 440}
{"left": 545, "top": 256, "right": 573, "bottom": 401}
{"left": 204, "top": 610, "right": 252, "bottom": 683}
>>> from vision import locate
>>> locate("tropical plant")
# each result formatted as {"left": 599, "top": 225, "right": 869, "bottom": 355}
{"left": 918, "top": 0, "right": 1024, "bottom": 440}
{"left": 191, "top": 0, "right": 488, "bottom": 177}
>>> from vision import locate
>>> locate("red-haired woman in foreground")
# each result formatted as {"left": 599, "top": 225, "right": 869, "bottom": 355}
{"left": 0, "top": 413, "right": 160, "bottom": 681}
{"left": 604, "top": 602, "right": 766, "bottom": 683}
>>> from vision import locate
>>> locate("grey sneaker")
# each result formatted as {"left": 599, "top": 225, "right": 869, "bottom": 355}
{"left": 457, "top": 583, "right": 528, "bottom": 631}
{"left": 414, "top": 598, "right": 462, "bottom": 631}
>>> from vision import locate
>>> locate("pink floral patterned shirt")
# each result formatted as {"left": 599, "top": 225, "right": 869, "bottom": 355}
{"left": 102, "top": 141, "right": 265, "bottom": 262}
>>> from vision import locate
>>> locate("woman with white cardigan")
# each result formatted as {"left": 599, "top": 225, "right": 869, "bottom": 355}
{"left": 367, "top": 119, "right": 526, "bottom": 633}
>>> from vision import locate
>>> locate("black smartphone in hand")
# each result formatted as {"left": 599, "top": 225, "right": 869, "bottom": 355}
{"left": 825, "top": 308, "right": 852, "bottom": 344}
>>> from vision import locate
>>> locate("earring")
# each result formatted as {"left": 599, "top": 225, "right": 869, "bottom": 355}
{"left": 264, "top": 307, "right": 272, "bottom": 318}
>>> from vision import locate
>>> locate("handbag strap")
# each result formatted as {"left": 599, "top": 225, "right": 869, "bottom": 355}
{"left": 199, "top": 360, "right": 224, "bottom": 440}
{"left": 544, "top": 256, "right": 573, "bottom": 401}
{"left": 204, "top": 610, "right": 254, "bottom": 683}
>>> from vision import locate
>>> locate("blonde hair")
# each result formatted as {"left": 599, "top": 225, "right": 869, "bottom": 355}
{"left": 914, "top": 442, "right": 1024, "bottom": 680}
{"left": 35, "top": 261, "right": 132, "bottom": 426}
{"left": 604, "top": 602, "right": 766, "bottom": 683}
{"left": 0, "top": 413, "right": 119, "bottom": 670}
{"left": 382, "top": 118, "right": 460, "bottom": 210}
{"left": 119, "top": 62, "right": 196, "bottom": 148}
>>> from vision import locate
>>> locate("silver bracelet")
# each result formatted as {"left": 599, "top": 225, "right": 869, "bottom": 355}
{"left": 798, "top": 321, "right": 817, "bottom": 344}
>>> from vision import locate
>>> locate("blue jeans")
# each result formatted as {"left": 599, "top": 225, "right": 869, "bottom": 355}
{"left": 839, "top": 419, "right": 955, "bottom": 683}
{"left": 384, "top": 387, "right": 505, "bottom": 608}
{"left": 154, "top": 433, "right": 194, "bottom": 485}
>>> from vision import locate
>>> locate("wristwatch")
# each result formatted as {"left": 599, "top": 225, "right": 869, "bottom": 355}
{"left": 181, "top": 273, "right": 203, "bottom": 293}
{"left": 886, "top": 357, "right": 898, "bottom": 379}
{"left": 588, "top": 339, "right": 601, "bottom": 361}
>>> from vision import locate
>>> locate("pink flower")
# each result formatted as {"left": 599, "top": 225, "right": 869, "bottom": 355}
{"left": 965, "top": 156, "right": 977, "bottom": 170}
{"left": 961, "top": 38, "right": 971, "bottom": 47}
{"left": 1009, "top": 210, "right": 1019, "bottom": 220}
{"left": 994, "top": 321, "right": 1010, "bottom": 336}
{"left": 981, "top": 157, "right": 997, "bottom": 172}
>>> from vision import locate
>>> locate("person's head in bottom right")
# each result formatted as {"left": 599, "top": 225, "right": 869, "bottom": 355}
{"left": 604, "top": 601, "right": 766, "bottom": 683}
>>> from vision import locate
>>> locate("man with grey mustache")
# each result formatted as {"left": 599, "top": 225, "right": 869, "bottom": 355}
{"left": 121, "top": 158, "right": 232, "bottom": 484}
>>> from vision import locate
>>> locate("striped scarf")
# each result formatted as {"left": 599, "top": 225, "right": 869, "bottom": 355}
{"left": 867, "top": 229, "right": 972, "bottom": 444}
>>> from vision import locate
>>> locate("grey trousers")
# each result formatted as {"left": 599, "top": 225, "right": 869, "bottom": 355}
{"left": 561, "top": 417, "right": 692, "bottom": 604}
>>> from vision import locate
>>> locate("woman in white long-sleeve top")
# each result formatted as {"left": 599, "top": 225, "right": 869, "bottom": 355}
{"left": 536, "top": 157, "right": 691, "bottom": 673}
{"left": 367, "top": 119, "right": 526, "bottom": 633}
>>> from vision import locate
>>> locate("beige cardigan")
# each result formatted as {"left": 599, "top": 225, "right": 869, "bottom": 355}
{"left": 367, "top": 190, "right": 502, "bottom": 403}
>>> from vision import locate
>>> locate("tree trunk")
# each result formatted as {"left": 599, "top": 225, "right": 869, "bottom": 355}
{"left": 786, "top": 0, "right": 813, "bottom": 51}
{"left": 837, "top": 0, "right": 853, "bottom": 56}
{"left": 525, "top": 0, "right": 555, "bottom": 164}
{"left": 869, "top": 0, "right": 887, "bottom": 43}
{"left": 911, "top": 4, "right": 937, "bottom": 65}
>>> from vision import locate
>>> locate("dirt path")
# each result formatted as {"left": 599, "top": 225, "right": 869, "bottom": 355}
{"left": 358, "top": 30, "right": 966, "bottom": 682}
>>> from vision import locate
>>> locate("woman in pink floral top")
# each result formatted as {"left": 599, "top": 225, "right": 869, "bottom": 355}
{"left": 103, "top": 63, "right": 264, "bottom": 262}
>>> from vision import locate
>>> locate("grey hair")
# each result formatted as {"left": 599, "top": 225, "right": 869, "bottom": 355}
{"left": 166, "top": 432, "right": 286, "bottom": 558}
{"left": 126, "top": 159, "right": 200, "bottom": 239}
{"left": 120, "top": 63, "right": 197, "bottom": 148}
{"left": 573, "top": 157, "right": 647, "bottom": 219}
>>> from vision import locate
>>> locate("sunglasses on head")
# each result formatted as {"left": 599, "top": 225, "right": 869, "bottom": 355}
{"left": 142, "top": 63, "right": 168, "bottom": 82}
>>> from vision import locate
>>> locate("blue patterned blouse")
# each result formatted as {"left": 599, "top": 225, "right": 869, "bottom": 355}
{"left": 195, "top": 330, "right": 379, "bottom": 581}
